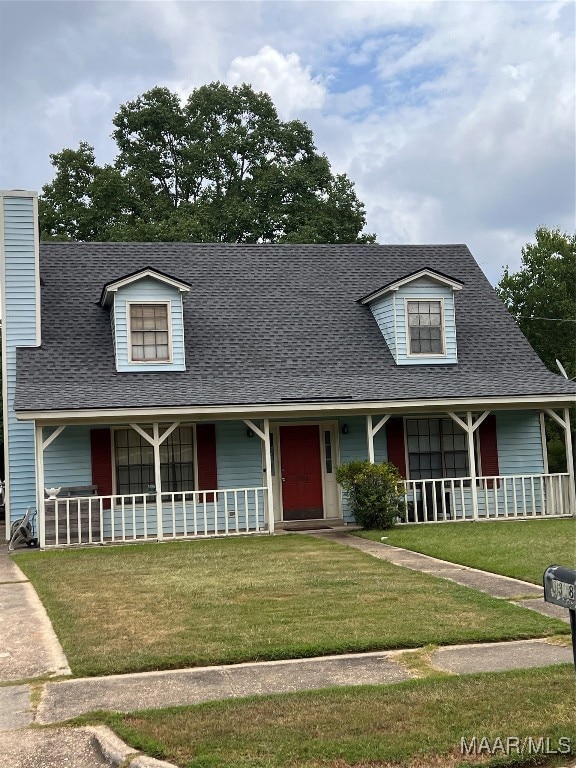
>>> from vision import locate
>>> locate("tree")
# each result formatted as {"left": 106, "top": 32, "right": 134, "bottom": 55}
{"left": 497, "top": 227, "right": 576, "bottom": 471}
{"left": 497, "top": 227, "right": 576, "bottom": 378}
{"left": 39, "top": 83, "right": 375, "bottom": 244}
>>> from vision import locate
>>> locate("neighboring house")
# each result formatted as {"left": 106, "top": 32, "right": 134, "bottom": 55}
{"left": 1, "top": 189, "right": 575, "bottom": 548}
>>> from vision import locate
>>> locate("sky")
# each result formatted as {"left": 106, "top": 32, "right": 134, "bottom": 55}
{"left": 0, "top": 0, "right": 574, "bottom": 284}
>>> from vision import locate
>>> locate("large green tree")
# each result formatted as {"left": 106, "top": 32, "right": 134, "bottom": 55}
{"left": 497, "top": 227, "right": 576, "bottom": 379}
{"left": 497, "top": 227, "right": 576, "bottom": 471}
{"left": 40, "top": 83, "right": 375, "bottom": 244}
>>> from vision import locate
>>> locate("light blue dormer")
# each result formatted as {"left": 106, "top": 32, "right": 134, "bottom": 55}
{"left": 359, "top": 269, "right": 463, "bottom": 365}
{"left": 100, "top": 269, "right": 190, "bottom": 373}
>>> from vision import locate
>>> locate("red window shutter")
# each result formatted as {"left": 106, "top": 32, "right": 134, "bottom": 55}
{"left": 90, "top": 428, "right": 113, "bottom": 506}
{"left": 479, "top": 415, "right": 499, "bottom": 487}
{"left": 196, "top": 424, "right": 218, "bottom": 502}
{"left": 386, "top": 417, "right": 407, "bottom": 478}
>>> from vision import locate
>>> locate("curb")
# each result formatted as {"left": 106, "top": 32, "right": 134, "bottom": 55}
{"left": 86, "top": 725, "right": 179, "bottom": 768}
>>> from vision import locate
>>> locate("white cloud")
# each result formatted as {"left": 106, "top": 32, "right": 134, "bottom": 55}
{"left": 1, "top": 0, "right": 573, "bottom": 284}
{"left": 227, "top": 46, "right": 326, "bottom": 119}
{"left": 42, "top": 83, "right": 114, "bottom": 148}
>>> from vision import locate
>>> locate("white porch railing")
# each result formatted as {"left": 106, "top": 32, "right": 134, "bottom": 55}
{"left": 41, "top": 487, "right": 268, "bottom": 547}
{"left": 400, "top": 473, "right": 572, "bottom": 523}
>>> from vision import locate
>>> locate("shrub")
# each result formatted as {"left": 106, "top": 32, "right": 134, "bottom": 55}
{"left": 335, "top": 460, "right": 405, "bottom": 529}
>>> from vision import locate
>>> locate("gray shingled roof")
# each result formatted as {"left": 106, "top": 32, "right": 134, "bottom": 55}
{"left": 15, "top": 243, "right": 576, "bottom": 412}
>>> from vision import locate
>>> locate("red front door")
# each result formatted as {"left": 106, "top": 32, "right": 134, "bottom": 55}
{"left": 280, "top": 425, "right": 324, "bottom": 520}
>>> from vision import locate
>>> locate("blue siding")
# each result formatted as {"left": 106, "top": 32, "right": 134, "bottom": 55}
{"left": 369, "top": 294, "right": 396, "bottom": 359}
{"left": 1, "top": 194, "right": 39, "bottom": 525}
{"left": 114, "top": 278, "right": 186, "bottom": 372}
{"left": 337, "top": 416, "right": 388, "bottom": 522}
{"left": 44, "top": 426, "right": 93, "bottom": 488}
{"left": 496, "top": 410, "right": 545, "bottom": 475}
{"left": 215, "top": 420, "right": 263, "bottom": 489}
{"left": 369, "top": 278, "right": 458, "bottom": 365}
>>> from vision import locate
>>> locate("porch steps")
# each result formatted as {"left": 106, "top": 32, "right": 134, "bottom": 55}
{"left": 276, "top": 518, "right": 358, "bottom": 533}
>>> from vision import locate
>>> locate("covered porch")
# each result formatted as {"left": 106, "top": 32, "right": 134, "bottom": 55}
{"left": 30, "top": 403, "right": 575, "bottom": 548}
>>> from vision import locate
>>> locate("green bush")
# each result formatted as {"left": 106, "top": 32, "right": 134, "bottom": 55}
{"left": 335, "top": 461, "right": 405, "bottom": 529}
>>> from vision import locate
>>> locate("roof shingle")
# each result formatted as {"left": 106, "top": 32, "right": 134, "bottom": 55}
{"left": 15, "top": 242, "right": 576, "bottom": 412}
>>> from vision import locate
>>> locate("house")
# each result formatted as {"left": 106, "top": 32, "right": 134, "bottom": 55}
{"left": 1, "top": 189, "right": 575, "bottom": 548}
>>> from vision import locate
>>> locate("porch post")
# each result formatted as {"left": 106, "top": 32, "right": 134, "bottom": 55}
{"left": 366, "top": 415, "right": 375, "bottom": 463}
{"left": 367, "top": 414, "right": 390, "bottom": 464}
{"left": 449, "top": 411, "right": 485, "bottom": 521}
{"left": 544, "top": 408, "right": 576, "bottom": 516}
{"left": 152, "top": 423, "right": 163, "bottom": 540}
{"left": 35, "top": 423, "right": 46, "bottom": 548}
{"left": 539, "top": 411, "right": 549, "bottom": 474}
{"left": 466, "top": 411, "right": 479, "bottom": 520}
{"left": 263, "top": 419, "right": 275, "bottom": 534}
{"left": 563, "top": 408, "right": 576, "bottom": 515}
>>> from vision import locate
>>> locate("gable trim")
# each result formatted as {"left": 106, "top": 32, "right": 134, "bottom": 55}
{"left": 100, "top": 268, "right": 191, "bottom": 307}
{"left": 359, "top": 269, "right": 464, "bottom": 305}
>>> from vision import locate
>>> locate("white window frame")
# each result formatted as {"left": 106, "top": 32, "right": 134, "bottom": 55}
{"left": 126, "top": 300, "right": 173, "bottom": 365}
{"left": 404, "top": 297, "right": 447, "bottom": 358}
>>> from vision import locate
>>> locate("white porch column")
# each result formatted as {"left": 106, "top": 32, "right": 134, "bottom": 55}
{"left": 564, "top": 408, "right": 576, "bottom": 516}
{"left": 35, "top": 424, "right": 46, "bottom": 548}
{"left": 545, "top": 408, "right": 576, "bottom": 516}
{"left": 465, "top": 411, "right": 479, "bottom": 521}
{"left": 152, "top": 423, "right": 163, "bottom": 540}
{"left": 35, "top": 424, "right": 68, "bottom": 548}
{"left": 130, "top": 422, "right": 180, "bottom": 541}
{"left": 366, "top": 414, "right": 390, "bottom": 464}
{"left": 263, "top": 419, "right": 274, "bottom": 534}
{"left": 366, "top": 416, "right": 374, "bottom": 463}
{"left": 448, "top": 411, "right": 489, "bottom": 521}
{"left": 243, "top": 418, "right": 274, "bottom": 533}
{"left": 539, "top": 411, "right": 549, "bottom": 474}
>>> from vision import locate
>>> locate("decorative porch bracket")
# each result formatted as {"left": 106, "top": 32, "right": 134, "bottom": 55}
{"left": 366, "top": 414, "right": 391, "bottom": 464}
{"left": 36, "top": 424, "right": 69, "bottom": 548}
{"left": 243, "top": 419, "right": 274, "bottom": 534}
{"left": 448, "top": 410, "right": 490, "bottom": 521}
{"left": 129, "top": 422, "right": 181, "bottom": 540}
{"left": 544, "top": 408, "right": 576, "bottom": 516}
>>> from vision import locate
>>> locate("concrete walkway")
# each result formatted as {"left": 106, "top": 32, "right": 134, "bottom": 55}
{"left": 313, "top": 530, "right": 570, "bottom": 621}
{"left": 1, "top": 525, "right": 574, "bottom": 768}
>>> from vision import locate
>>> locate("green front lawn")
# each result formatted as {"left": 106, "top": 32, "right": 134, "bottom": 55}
{"left": 14, "top": 535, "right": 567, "bottom": 677}
{"left": 90, "top": 665, "right": 576, "bottom": 768}
{"left": 358, "top": 518, "right": 576, "bottom": 584}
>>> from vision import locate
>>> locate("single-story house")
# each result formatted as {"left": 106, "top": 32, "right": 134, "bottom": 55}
{"left": 1, "top": 190, "right": 575, "bottom": 547}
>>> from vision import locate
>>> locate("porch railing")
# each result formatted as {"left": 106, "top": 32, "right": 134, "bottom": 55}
{"left": 41, "top": 486, "right": 268, "bottom": 547}
{"left": 399, "top": 473, "right": 572, "bottom": 523}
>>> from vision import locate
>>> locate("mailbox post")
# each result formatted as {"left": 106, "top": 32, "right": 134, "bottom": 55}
{"left": 543, "top": 565, "right": 576, "bottom": 673}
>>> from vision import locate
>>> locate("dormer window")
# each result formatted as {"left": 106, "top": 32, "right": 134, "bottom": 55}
{"left": 129, "top": 303, "right": 171, "bottom": 363}
{"left": 359, "top": 269, "right": 462, "bottom": 366}
{"left": 99, "top": 268, "right": 190, "bottom": 373}
{"left": 407, "top": 300, "right": 444, "bottom": 355}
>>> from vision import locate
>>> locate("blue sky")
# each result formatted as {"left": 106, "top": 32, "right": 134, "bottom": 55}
{"left": 0, "top": 0, "right": 574, "bottom": 283}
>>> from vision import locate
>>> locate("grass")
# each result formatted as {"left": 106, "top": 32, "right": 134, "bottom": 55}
{"left": 82, "top": 665, "right": 576, "bottom": 767}
{"left": 14, "top": 535, "right": 568, "bottom": 677}
{"left": 358, "top": 518, "right": 576, "bottom": 585}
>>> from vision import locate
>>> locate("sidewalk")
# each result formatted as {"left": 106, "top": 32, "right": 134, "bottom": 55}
{"left": 312, "top": 530, "right": 570, "bottom": 621}
{"left": 1, "top": 525, "right": 574, "bottom": 768}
